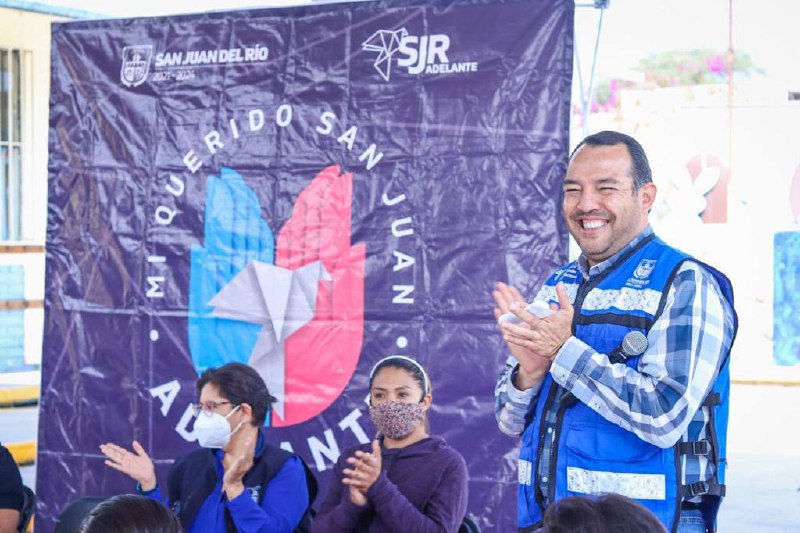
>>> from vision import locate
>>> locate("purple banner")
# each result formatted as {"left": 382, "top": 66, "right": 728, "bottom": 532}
{"left": 41, "top": 0, "right": 573, "bottom": 530}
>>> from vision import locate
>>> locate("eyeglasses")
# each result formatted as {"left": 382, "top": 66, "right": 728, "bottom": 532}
{"left": 192, "top": 401, "right": 234, "bottom": 417}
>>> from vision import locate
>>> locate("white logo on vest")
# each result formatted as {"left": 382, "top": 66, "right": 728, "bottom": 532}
{"left": 247, "top": 485, "right": 261, "bottom": 503}
{"left": 634, "top": 259, "right": 657, "bottom": 279}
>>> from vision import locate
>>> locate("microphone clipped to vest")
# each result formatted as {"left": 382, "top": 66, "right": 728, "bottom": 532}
{"left": 561, "top": 331, "right": 649, "bottom": 407}
{"left": 608, "top": 330, "right": 648, "bottom": 363}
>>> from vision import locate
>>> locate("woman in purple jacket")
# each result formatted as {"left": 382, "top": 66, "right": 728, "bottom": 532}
{"left": 313, "top": 356, "right": 469, "bottom": 533}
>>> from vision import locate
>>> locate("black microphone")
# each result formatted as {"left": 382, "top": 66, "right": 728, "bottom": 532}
{"left": 609, "top": 331, "right": 648, "bottom": 363}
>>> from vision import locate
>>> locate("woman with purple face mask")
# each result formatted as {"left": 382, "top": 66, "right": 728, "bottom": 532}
{"left": 313, "top": 356, "right": 469, "bottom": 533}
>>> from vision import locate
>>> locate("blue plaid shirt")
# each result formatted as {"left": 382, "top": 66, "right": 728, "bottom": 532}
{"left": 495, "top": 226, "right": 736, "bottom": 506}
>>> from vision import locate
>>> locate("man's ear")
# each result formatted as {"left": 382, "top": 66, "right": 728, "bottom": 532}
{"left": 639, "top": 182, "right": 657, "bottom": 212}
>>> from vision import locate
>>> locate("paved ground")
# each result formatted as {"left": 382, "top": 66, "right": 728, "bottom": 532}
{"left": 720, "top": 453, "right": 800, "bottom": 531}
{"left": 3, "top": 382, "right": 799, "bottom": 531}
{"left": 718, "top": 383, "right": 800, "bottom": 532}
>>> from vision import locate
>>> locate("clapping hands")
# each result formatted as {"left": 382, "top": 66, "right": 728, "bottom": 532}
{"left": 341, "top": 440, "right": 382, "bottom": 506}
{"left": 100, "top": 441, "right": 157, "bottom": 491}
{"left": 222, "top": 437, "right": 256, "bottom": 501}
{"left": 493, "top": 282, "right": 574, "bottom": 389}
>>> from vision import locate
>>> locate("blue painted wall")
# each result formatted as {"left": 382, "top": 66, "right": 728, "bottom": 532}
{"left": 774, "top": 231, "right": 800, "bottom": 365}
{"left": 0, "top": 265, "right": 27, "bottom": 371}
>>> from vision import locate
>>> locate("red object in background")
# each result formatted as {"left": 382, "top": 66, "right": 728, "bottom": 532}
{"left": 274, "top": 165, "right": 366, "bottom": 427}
{"left": 686, "top": 154, "right": 729, "bottom": 223}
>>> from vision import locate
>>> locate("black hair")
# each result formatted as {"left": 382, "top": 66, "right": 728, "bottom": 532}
{"left": 79, "top": 494, "right": 181, "bottom": 533}
{"left": 369, "top": 356, "right": 429, "bottom": 400}
{"left": 541, "top": 493, "right": 667, "bottom": 533}
{"left": 570, "top": 130, "right": 653, "bottom": 191}
{"left": 196, "top": 362, "right": 276, "bottom": 427}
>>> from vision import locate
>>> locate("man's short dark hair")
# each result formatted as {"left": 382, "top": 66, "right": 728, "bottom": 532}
{"left": 570, "top": 130, "right": 653, "bottom": 191}
{"left": 196, "top": 363, "right": 276, "bottom": 426}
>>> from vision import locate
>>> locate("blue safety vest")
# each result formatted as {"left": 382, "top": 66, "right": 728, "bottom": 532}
{"left": 517, "top": 234, "right": 735, "bottom": 532}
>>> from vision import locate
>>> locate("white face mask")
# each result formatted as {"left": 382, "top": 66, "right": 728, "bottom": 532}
{"left": 194, "top": 405, "right": 243, "bottom": 448}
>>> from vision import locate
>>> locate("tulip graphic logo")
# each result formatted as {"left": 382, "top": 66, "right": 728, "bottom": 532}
{"left": 361, "top": 28, "right": 409, "bottom": 81}
{"left": 188, "top": 165, "right": 365, "bottom": 427}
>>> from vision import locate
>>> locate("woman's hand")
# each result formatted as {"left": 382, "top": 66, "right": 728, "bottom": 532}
{"left": 222, "top": 437, "right": 255, "bottom": 501}
{"left": 347, "top": 485, "right": 368, "bottom": 506}
{"left": 100, "top": 441, "right": 157, "bottom": 491}
{"left": 341, "top": 439, "right": 382, "bottom": 503}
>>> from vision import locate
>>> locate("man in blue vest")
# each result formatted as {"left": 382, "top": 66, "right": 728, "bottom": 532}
{"left": 493, "top": 131, "right": 737, "bottom": 533}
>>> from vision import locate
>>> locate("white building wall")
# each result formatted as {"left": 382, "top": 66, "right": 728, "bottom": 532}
{"left": 1, "top": 6, "right": 64, "bottom": 243}
{"left": 0, "top": 7, "right": 65, "bottom": 366}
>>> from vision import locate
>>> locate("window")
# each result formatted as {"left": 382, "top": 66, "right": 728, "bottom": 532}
{"left": 0, "top": 48, "right": 32, "bottom": 241}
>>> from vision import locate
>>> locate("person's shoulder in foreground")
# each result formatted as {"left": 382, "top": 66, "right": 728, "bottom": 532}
{"left": 0, "top": 443, "right": 24, "bottom": 533}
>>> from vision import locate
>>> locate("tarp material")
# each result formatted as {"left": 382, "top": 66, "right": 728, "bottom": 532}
{"left": 41, "top": 0, "right": 573, "bottom": 530}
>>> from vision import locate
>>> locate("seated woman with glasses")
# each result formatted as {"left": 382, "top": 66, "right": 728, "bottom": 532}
{"left": 312, "top": 356, "right": 468, "bottom": 533}
{"left": 100, "top": 362, "right": 316, "bottom": 533}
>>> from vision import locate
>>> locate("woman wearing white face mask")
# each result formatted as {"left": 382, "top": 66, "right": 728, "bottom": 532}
{"left": 100, "top": 362, "right": 317, "bottom": 533}
{"left": 313, "top": 356, "right": 469, "bottom": 533}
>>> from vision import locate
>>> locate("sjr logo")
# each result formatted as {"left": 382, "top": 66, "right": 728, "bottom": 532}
{"left": 188, "top": 165, "right": 365, "bottom": 428}
{"left": 362, "top": 28, "right": 477, "bottom": 81}
{"left": 397, "top": 34, "right": 451, "bottom": 75}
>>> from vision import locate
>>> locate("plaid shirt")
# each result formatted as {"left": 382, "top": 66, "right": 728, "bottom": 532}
{"left": 494, "top": 226, "right": 736, "bottom": 507}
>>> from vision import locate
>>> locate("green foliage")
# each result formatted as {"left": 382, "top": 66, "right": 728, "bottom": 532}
{"left": 634, "top": 49, "right": 761, "bottom": 87}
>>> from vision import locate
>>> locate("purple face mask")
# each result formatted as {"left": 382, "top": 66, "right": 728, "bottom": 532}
{"left": 369, "top": 401, "right": 424, "bottom": 439}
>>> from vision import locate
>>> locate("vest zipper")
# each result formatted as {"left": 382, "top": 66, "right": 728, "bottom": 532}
{"left": 533, "top": 383, "right": 560, "bottom": 512}
{"left": 536, "top": 268, "right": 595, "bottom": 509}
{"left": 547, "top": 396, "right": 570, "bottom": 504}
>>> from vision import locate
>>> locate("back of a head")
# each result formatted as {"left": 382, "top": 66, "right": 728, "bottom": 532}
{"left": 541, "top": 496, "right": 604, "bottom": 532}
{"left": 595, "top": 494, "right": 666, "bottom": 533}
{"left": 542, "top": 494, "right": 666, "bottom": 533}
{"left": 55, "top": 497, "right": 106, "bottom": 533}
{"left": 79, "top": 494, "right": 181, "bottom": 533}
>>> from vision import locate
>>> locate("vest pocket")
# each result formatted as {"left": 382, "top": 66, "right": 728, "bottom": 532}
{"left": 561, "top": 422, "right": 666, "bottom": 501}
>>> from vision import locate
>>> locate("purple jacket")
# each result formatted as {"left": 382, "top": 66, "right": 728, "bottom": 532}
{"left": 312, "top": 436, "right": 468, "bottom": 533}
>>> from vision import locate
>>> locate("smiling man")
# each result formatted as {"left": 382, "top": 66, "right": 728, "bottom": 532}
{"left": 492, "top": 131, "right": 737, "bottom": 533}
